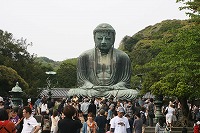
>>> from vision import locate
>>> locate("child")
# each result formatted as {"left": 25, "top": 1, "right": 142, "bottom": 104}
{"left": 9, "top": 108, "right": 21, "bottom": 131}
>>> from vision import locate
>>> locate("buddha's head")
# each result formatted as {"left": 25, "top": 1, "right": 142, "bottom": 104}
{"left": 93, "top": 23, "right": 116, "bottom": 55}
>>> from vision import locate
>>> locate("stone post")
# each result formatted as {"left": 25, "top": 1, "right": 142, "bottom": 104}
{"left": 154, "top": 95, "right": 164, "bottom": 124}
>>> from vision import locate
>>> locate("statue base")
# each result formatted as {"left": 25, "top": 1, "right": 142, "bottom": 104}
{"left": 67, "top": 88, "right": 138, "bottom": 100}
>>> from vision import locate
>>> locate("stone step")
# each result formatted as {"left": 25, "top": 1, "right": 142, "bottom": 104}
{"left": 144, "top": 127, "right": 193, "bottom": 133}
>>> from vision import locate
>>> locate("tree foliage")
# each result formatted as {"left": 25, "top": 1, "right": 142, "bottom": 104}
{"left": 177, "top": 0, "right": 200, "bottom": 22}
{"left": 120, "top": 20, "right": 188, "bottom": 90}
{"left": 56, "top": 61, "right": 77, "bottom": 88}
{"left": 0, "top": 30, "right": 50, "bottom": 97}
{"left": 144, "top": 24, "right": 200, "bottom": 99}
{"left": 0, "top": 65, "right": 28, "bottom": 95}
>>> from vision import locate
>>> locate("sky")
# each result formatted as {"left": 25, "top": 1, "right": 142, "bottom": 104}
{"left": 1, "top": 0, "right": 188, "bottom": 61}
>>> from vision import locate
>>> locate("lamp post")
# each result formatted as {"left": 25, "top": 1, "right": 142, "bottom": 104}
{"left": 45, "top": 71, "right": 56, "bottom": 98}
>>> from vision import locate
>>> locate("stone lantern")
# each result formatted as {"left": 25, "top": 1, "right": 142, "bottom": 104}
{"left": 10, "top": 82, "right": 23, "bottom": 93}
{"left": 9, "top": 82, "right": 23, "bottom": 107}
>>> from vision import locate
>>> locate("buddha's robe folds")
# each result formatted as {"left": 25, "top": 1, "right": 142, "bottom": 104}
{"left": 77, "top": 48, "right": 131, "bottom": 91}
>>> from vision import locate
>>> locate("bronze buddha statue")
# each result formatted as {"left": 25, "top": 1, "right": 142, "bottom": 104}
{"left": 68, "top": 23, "right": 138, "bottom": 99}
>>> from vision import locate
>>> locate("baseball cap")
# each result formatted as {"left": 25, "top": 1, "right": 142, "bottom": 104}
{"left": 117, "top": 107, "right": 125, "bottom": 113}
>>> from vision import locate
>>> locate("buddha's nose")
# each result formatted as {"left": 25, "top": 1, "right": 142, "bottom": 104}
{"left": 101, "top": 37, "right": 106, "bottom": 45}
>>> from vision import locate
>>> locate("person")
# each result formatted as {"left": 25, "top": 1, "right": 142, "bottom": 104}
{"left": 155, "top": 117, "right": 166, "bottom": 133}
{"left": 133, "top": 112, "right": 143, "bottom": 133}
{"left": 193, "top": 120, "right": 200, "bottom": 133}
{"left": 107, "top": 104, "right": 114, "bottom": 131}
{"left": 110, "top": 107, "right": 131, "bottom": 133}
{"left": 125, "top": 101, "right": 134, "bottom": 121}
{"left": 50, "top": 110, "right": 59, "bottom": 133}
{"left": 125, "top": 114, "right": 133, "bottom": 133}
{"left": 57, "top": 99, "right": 65, "bottom": 115}
{"left": 21, "top": 106, "right": 40, "bottom": 133}
{"left": 0, "top": 96, "right": 4, "bottom": 109}
{"left": 47, "top": 98, "right": 55, "bottom": 116}
{"left": 72, "top": 23, "right": 137, "bottom": 99}
{"left": 140, "top": 106, "right": 147, "bottom": 133}
{"left": 16, "top": 107, "right": 23, "bottom": 133}
{"left": 78, "top": 110, "right": 85, "bottom": 133}
{"left": 147, "top": 98, "right": 155, "bottom": 127}
{"left": 42, "top": 115, "right": 51, "bottom": 133}
{"left": 81, "top": 98, "right": 90, "bottom": 121}
{"left": 165, "top": 101, "right": 175, "bottom": 132}
{"left": 95, "top": 109, "right": 107, "bottom": 133}
{"left": 72, "top": 95, "right": 79, "bottom": 102}
{"left": 4, "top": 97, "right": 12, "bottom": 109}
{"left": 27, "top": 98, "right": 33, "bottom": 110}
{"left": 34, "top": 96, "right": 42, "bottom": 115}
{"left": 58, "top": 105, "right": 82, "bottom": 133}
{"left": 0, "top": 108, "right": 16, "bottom": 133}
{"left": 88, "top": 99, "right": 97, "bottom": 117}
{"left": 82, "top": 112, "right": 98, "bottom": 133}
{"left": 40, "top": 99, "right": 48, "bottom": 116}
{"left": 9, "top": 107, "right": 21, "bottom": 131}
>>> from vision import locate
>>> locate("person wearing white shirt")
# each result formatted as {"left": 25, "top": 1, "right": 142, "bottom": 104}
{"left": 51, "top": 110, "right": 60, "bottom": 133}
{"left": 40, "top": 100, "right": 48, "bottom": 115}
{"left": 81, "top": 98, "right": 90, "bottom": 121}
{"left": 110, "top": 107, "right": 131, "bottom": 133}
{"left": 165, "top": 101, "right": 175, "bottom": 132}
{"left": 21, "top": 106, "right": 40, "bottom": 133}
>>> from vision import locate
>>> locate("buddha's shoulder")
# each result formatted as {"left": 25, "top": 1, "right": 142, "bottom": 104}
{"left": 114, "top": 48, "right": 129, "bottom": 58}
{"left": 79, "top": 49, "right": 94, "bottom": 57}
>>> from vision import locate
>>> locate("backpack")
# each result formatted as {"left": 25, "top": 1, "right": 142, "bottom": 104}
{"left": 0, "top": 120, "right": 14, "bottom": 133}
{"left": 140, "top": 112, "right": 146, "bottom": 124}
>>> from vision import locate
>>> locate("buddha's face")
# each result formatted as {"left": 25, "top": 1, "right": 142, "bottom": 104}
{"left": 94, "top": 31, "right": 115, "bottom": 54}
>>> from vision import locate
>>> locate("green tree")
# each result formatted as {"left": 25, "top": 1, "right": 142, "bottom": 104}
{"left": 56, "top": 62, "right": 77, "bottom": 88}
{"left": 177, "top": 0, "right": 200, "bottom": 22}
{"left": 120, "top": 20, "right": 187, "bottom": 90}
{"left": 143, "top": 24, "right": 200, "bottom": 123}
{"left": 0, "top": 65, "right": 28, "bottom": 96}
{"left": 0, "top": 29, "right": 50, "bottom": 97}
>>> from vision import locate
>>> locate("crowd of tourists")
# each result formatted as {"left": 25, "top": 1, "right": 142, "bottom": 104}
{"left": 0, "top": 95, "right": 200, "bottom": 133}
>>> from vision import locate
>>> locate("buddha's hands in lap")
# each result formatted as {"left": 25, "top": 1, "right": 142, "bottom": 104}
{"left": 92, "top": 86, "right": 112, "bottom": 91}
{"left": 80, "top": 81, "right": 127, "bottom": 90}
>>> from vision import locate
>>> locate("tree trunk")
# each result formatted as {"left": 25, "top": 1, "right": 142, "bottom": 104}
{"left": 178, "top": 97, "right": 189, "bottom": 126}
